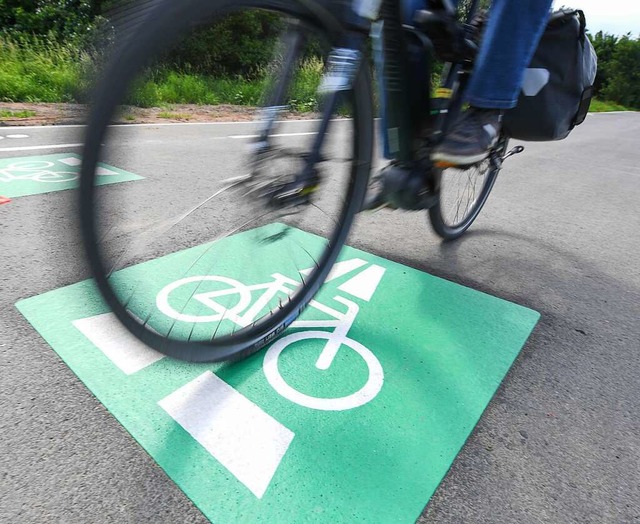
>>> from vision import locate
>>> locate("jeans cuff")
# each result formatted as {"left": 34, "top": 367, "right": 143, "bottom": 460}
{"left": 466, "top": 96, "right": 518, "bottom": 110}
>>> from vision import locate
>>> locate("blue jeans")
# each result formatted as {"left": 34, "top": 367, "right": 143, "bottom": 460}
{"left": 464, "top": 0, "right": 554, "bottom": 108}
{"left": 378, "top": 0, "right": 554, "bottom": 108}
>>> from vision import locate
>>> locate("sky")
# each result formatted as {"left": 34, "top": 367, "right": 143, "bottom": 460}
{"left": 553, "top": 0, "right": 640, "bottom": 36}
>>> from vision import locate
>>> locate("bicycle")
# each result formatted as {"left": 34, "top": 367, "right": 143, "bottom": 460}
{"left": 80, "top": 0, "right": 524, "bottom": 362}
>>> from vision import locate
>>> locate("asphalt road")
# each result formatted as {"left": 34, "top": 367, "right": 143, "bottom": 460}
{"left": 1, "top": 113, "right": 639, "bottom": 523}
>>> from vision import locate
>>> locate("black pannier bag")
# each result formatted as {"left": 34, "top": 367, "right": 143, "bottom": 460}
{"left": 503, "top": 9, "right": 597, "bottom": 141}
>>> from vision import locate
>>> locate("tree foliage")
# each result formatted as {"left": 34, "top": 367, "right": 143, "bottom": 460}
{"left": 600, "top": 35, "right": 640, "bottom": 109}
{"left": 588, "top": 31, "right": 640, "bottom": 109}
{"left": 163, "top": 12, "right": 283, "bottom": 77}
{"left": 1, "top": 1, "right": 639, "bottom": 108}
{"left": 589, "top": 31, "right": 620, "bottom": 96}
{"left": 0, "top": 0, "right": 96, "bottom": 41}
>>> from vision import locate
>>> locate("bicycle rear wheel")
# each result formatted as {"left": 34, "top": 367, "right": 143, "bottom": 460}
{"left": 80, "top": 0, "right": 373, "bottom": 362}
{"left": 428, "top": 137, "right": 508, "bottom": 240}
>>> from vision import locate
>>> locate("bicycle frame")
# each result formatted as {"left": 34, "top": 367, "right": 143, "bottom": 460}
{"left": 258, "top": 0, "right": 483, "bottom": 173}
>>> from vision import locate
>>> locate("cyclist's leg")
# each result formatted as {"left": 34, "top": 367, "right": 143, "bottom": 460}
{"left": 433, "top": 0, "right": 553, "bottom": 165}
{"left": 465, "top": 0, "right": 554, "bottom": 110}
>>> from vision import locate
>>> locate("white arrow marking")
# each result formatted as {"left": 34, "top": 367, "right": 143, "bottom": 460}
{"left": 58, "top": 157, "right": 81, "bottom": 166}
{"left": 300, "top": 258, "right": 368, "bottom": 281}
{"left": 338, "top": 264, "right": 386, "bottom": 301}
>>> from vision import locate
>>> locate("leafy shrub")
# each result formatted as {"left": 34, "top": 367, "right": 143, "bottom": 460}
{"left": 0, "top": 36, "right": 89, "bottom": 102}
{"left": 0, "top": 0, "right": 97, "bottom": 43}
{"left": 601, "top": 35, "right": 640, "bottom": 109}
{"left": 589, "top": 31, "right": 619, "bottom": 97}
{"left": 163, "top": 11, "right": 283, "bottom": 77}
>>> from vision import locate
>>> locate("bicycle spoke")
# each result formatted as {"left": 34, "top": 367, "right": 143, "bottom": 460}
{"left": 441, "top": 158, "right": 490, "bottom": 228}
{"left": 82, "top": 3, "right": 365, "bottom": 359}
{"left": 103, "top": 177, "right": 250, "bottom": 276}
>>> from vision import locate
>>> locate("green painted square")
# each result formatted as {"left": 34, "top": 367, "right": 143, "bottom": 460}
{"left": 0, "top": 153, "right": 142, "bottom": 197}
{"left": 16, "top": 225, "right": 539, "bottom": 523}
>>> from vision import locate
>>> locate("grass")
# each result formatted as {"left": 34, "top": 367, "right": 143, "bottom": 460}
{"left": 1, "top": 36, "right": 634, "bottom": 116}
{"left": 0, "top": 34, "right": 323, "bottom": 111}
{"left": 0, "top": 36, "right": 90, "bottom": 103}
{"left": 157, "top": 111, "right": 192, "bottom": 120}
{"left": 0, "top": 109, "right": 37, "bottom": 118}
{"left": 124, "top": 58, "right": 322, "bottom": 110}
{"left": 589, "top": 98, "right": 633, "bottom": 112}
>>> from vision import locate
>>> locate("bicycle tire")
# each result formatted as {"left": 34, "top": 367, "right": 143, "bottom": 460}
{"left": 80, "top": 0, "right": 374, "bottom": 363}
{"left": 428, "top": 138, "right": 508, "bottom": 240}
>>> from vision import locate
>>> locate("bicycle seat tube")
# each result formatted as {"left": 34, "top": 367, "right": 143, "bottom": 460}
{"left": 378, "top": 0, "right": 417, "bottom": 162}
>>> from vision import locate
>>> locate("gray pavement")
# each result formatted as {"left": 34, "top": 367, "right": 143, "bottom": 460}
{"left": 1, "top": 113, "right": 639, "bottom": 523}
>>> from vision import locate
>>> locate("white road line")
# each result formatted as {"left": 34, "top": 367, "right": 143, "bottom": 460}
{"left": 3, "top": 112, "right": 637, "bottom": 132}
{"left": 2, "top": 118, "right": 349, "bottom": 131}
{"left": 588, "top": 111, "right": 637, "bottom": 115}
{"left": 0, "top": 143, "right": 82, "bottom": 152}
{"left": 221, "top": 132, "right": 318, "bottom": 140}
{"left": 159, "top": 371, "right": 294, "bottom": 499}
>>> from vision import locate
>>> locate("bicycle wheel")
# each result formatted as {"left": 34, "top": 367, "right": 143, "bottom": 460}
{"left": 428, "top": 137, "right": 508, "bottom": 240}
{"left": 80, "top": 0, "right": 373, "bottom": 362}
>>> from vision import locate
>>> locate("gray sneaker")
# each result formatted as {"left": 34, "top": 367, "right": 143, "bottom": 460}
{"left": 432, "top": 107, "right": 503, "bottom": 166}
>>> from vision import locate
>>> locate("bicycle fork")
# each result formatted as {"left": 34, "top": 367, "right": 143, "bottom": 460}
{"left": 253, "top": 26, "right": 368, "bottom": 206}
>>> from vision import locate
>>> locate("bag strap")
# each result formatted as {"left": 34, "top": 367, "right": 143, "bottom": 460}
{"left": 548, "top": 8, "right": 587, "bottom": 37}
{"left": 576, "top": 9, "right": 586, "bottom": 37}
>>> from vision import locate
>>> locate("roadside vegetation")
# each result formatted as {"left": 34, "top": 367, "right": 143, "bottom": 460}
{"left": 0, "top": 109, "right": 37, "bottom": 118}
{"left": 0, "top": 1, "right": 638, "bottom": 113}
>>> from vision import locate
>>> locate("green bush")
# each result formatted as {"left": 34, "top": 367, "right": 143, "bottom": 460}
{"left": 0, "top": 36, "right": 89, "bottom": 102}
{"left": 601, "top": 35, "right": 640, "bottom": 109}
{"left": 589, "top": 98, "right": 631, "bottom": 112}
{"left": 589, "top": 31, "right": 619, "bottom": 97}
{"left": 289, "top": 58, "right": 323, "bottom": 112}
{"left": 163, "top": 11, "right": 283, "bottom": 77}
{"left": 0, "top": 0, "right": 97, "bottom": 42}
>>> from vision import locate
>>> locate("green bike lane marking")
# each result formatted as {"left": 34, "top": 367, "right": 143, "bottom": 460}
{"left": 0, "top": 153, "right": 142, "bottom": 197}
{"left": 16, "top": 224, "right": 539, "bottom": 523}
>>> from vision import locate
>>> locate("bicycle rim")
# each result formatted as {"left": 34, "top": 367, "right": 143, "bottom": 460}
{"left": 80, "top": 0, "right": 373, "bottom": 362}
{"left": 428, "top": 139, "right": 507, "bottom": 240}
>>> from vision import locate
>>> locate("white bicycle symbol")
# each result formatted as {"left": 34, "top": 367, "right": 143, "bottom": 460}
{"left": 0, "top": 160, "right": 78, "bottom": 184}
{"left": 156, "top": 272, "right": 384, "bottom": 411}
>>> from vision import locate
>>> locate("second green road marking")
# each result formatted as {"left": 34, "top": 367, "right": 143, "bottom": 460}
{"left": 0, "top": 153, "right": 142, "bottom": 197}
{"left": 17, "top": 225, "right": 540, "bottom": 522}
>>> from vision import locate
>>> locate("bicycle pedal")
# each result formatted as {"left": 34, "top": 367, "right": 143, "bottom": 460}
{"left": 270, "top": 179, "right": 319, "bottom": 207}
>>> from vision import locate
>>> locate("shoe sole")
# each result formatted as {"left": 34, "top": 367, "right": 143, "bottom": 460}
{"left": 432, "top": 150, "right": 490, "bottom": 167}
{"left": 432, "top": 135, "right": 499, "bottom": 167}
